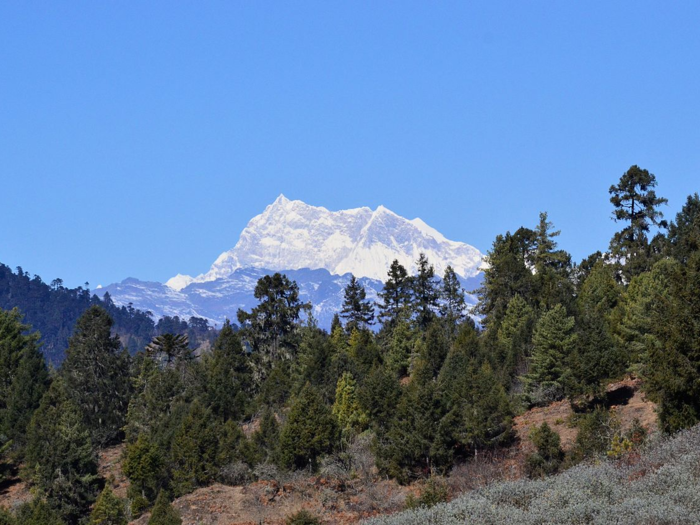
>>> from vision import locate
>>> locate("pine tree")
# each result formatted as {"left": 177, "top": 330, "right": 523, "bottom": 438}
{"left": 496, "top": 294, "right": 534, "bottom": 381}
{"left": 14, "top": 498, "right": 65, "bottom": 525}
{"left": 609, "top": 165, "right": 668, "bottom": 281}
{"left": 122, "top": 434, "right": 166, "bottom": 512}
{"left": 0, "top": 308, "right": 49, "bottom": 451}
{"left": 89, "top": 486, "right": 127, "bottom": 525}
{"left": 439, "top": 266, "right": 467, "bottom": 332}
{"left": 169, "top": 401, "right": 219, "bottom": 496}
{"left": 61, "top": 306, "right": 131, "bottom": 446}
{"left": 147, "top": 491, "right": 181, "bottom": 525}
{"left": 412, "top": 254, "right": 440, "bottom": 329}
{"left": 332, "top": 372, "right": 369, "bottom": 436}
{"left": 145, "top": 334, "right": 191, "bottom": 369}
{"left": 531, "top": 213, "right": 574, "bottom": 310}
{"left": 524, "top": 305, "right": 576, "bottom": 402}
{"left": 24, "top": 379, "right": 100, "bottom": 524}
{"left": 278, "top": 383, "right": 337, "bottom": 470}
{"left": 667, "top": 192, "right": 700, "bottom": 263}
{"left": 339, "top": 276, "right": 375, "bottom": 332}
{"left": 526, "top": 422, "right": 564, "bottom": 478}
{"left": 377, "top": 260, "right": 412, "bottom": 328}
{"left": 237, "top": 273, "right": 310, "bottom": 361}
{"left": 202, "top": 321, "right": 251, "bottom": 421}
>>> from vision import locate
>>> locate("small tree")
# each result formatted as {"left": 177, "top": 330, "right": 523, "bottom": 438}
{"left": 378, "top": 260, "right": 412, "bottom": 328}
{"left": 278, "top": 383, "right": 337, "bottom": 471}
{"left": 89, "top": 486, "right": 127, "bottom": 525}
{"left": 526, "top": 422, "right": 564, "bottom": 478}
{"left": 340, "top": 276, "right": 375, "bottom": 332}
{"left": 332, "top": 372, "right": 369, "bottom": 437}
{"left": 412, "top": 254, "right": 440, "bottom": 329}
{"left": 439, "top": 266, "right": 467, "bottom": 332}
{"left": 147, "top": 491, "right": 181, "bottom": 525}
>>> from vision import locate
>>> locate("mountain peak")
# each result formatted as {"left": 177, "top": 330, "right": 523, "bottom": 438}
{"left": 165, "top": 198, "right": 484, "bottom": 288}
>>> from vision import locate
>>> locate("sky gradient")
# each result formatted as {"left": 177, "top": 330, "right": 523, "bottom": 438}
{"left": 2, "top": 2, "right": 699, "bottom": 288}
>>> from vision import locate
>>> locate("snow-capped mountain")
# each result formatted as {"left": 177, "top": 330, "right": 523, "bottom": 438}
{"left": 93, "top": 196, "right": 485, "bottom": 330}
{"left": 165, "top": 195, "right": 483, "bottom": 290}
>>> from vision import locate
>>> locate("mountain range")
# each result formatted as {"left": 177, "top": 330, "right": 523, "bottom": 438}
{"left": 93, "top": 196, "right": 485, "bottom": 329}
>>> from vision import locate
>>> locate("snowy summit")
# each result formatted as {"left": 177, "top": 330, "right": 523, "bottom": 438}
{"left": 166, "top": 195, "right": 484, "bottom": 290}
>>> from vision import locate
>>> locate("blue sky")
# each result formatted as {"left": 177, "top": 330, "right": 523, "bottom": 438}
{"left": 1, "top": 2, "right": 699, "bottom": 288}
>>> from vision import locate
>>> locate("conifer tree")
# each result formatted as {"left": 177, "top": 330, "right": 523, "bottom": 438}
{"left": 339, "top": 276, "right": 375, "bottom": 332}
{"left": 202, "top": 321, "right": 251, "bottom": 421}
{"left": 377, "top": 260, "right": 412, "bottom": 328}
{"left": 145, "top": 334, "right": 191, "bottom": 370}
{"left": 439, "top": 266, "right": 467, "bottom": 331}
{"left": 278, "top": 383, "right": 337, "bottom": 470}
{"left": 237, "top": 273, "right": 310, "bottom": 360}
{"left": 14, "top": 499, "right": 65, "bottom": 525}
{"left": 412, "top": 254, "right": 440, "bottom": 329}
{"left": 89, "top": 486, "right": 127, "bottom": 525}
{"left": 524, "top": 305, "right": 576, "bottom": 402}
{"left": 122, "top": 434, "right": 166, "bottom": 512}
{"left": 0, "top": 308, "right": 49, "bottom": 451}
{"left": 24, "top": 379, "right": 100, "bottom": 524}
{"left": 609, "top": 165, "right": 668, "bottom": 280}
{"left": 332, "top": 372, "right": 368, "bottom": 436}
{"left": 169, "top": 401, "right": 219, "bottom": 496}
{"left": 526, "top": 422, "right": 564, "bottom": 478}
{"left": 61, "top": 306, "right": 131, "bottom": 446}
{"left": 497, "top": 294, "right": 534, "bottom": 381}
{"left": 667, "top": 192, "right": 700, "bottom": 263}
{"left": 147, "top": 491, "right": 181, "bottom": 525}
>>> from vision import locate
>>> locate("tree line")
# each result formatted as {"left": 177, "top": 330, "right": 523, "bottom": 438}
{"left": 0, "top": 165, "right": 698, "bottom": 524}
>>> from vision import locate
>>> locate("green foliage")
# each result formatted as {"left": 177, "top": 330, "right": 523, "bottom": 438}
{"left": 571, "top": 407, "right": 616, "bottom": 461}
{"left": 278, "top": 383, "right": 337, "bottom": 471}
{"left": 609, "top": 165, "right": 668, "bottom": 281}
{"left": 285, "top": 509, "right": 321, "bottom": 525}
{"left": 24, "top": 379, "right": 100, "bottom": 524}
{"left": 645, "top": 252, "right": 700, "bottom": 433}
{"left": 89, "top": 486, "right": 127, "bottom": 525}
{"left": 524, "top": 304, "right": 576, "bottom": 402}
{"left": 667, "top": 192, "right": 700, "bottom": 263}
{"left": 147, "top": 491, "right": 181, "bottom": 525}
{"left": 439, "top": 266, "right": 467, "bottom": 331}
{"left": 496, "top": 294, "right": 534, "bottom": 381}
{"left": 377, "top": 260, "right": 412, "bottom": 329}
{"left": 169, "top": 400, "right": 219, "bottom": 496}
{"left": 525, "top": 422, "right": 564, "bottom": 478}
{"left": 202, "top": 321, "right": 251, "bottom": 421}
{"left": 237, "top": 273, "right": 310, "bottom": 362}
{"left": 332, "top": 372, "right": 369, "bottom": 436}
{"left": 405, "top": 477, "right": 449, "bottom": 509}
{"left": 122, "top": 434, "right": 166, "bottom": 510}
{"left": 61, "top": 306, "right": 131, "bottom": 446}
{"left": 412, "top": 254, "right": 440, "bottom": 330}
{"left": 15, "top": 499, "right": 65, "bottom": 525}
{"left": 340, "top": 275, "right": 375, "bottom": 331}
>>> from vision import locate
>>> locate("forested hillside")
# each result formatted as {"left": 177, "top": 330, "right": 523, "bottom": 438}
{"left": 0, "top": 265, "right": 217, "bottom": 364}
{"left": 0, "top": 165, "right": 698, "bottom": 524}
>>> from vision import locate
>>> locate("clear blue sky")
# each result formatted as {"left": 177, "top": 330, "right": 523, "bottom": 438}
{"left": 1, "top": 2, "right": 699, "bottom": 288}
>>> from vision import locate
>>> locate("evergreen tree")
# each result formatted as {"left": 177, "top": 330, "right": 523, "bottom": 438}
{"left": 645, "top": 252, "right": 700, "bottom": 433}
{"left": 0, "top": 308, "right": 49, "bottom": 451}
{"left": 332, "top": 372, "right": 369, "bottom": 436}
{"left": 609, "top": 165, "right": 668, "bottom": 281}
{"left": 61, "top": 306, "right": 131, "bottom": 446}
{"left": 147, "top": 491, "right": 181, "bottom": 525}
{"left": 476, "top": 229, "right": 536, "bottom": 330}
{"left": 122, "top": 434, "right": 166, "bottom": 512}
{"left": 24, "top": 379, "right": 100, "bottom": 524}
{"left": 526, "top": 422, "right": 564, "bottom": 478}
{"left": 667, "top": 192, "right": 700, "bottom": 263}
{"left": 439, "top": 266, "right": 467, "bottom": 332}
{"left": 412, "top": 254, "right": 440, "bottom": 329}
{"left": 524, "top": 304, "right": 576, "bottom": 402}
{"left": 278, "top": 383, "right": 337, "bottom": 470}
{"left": 339, "top": 276, "right": 375, "bottom": 332}
{"left": 202, "top": 321, "right": 251, "bottom": 421}
{"left": 237, "top": 273, "right": 310, "bottom": 361}
{"left": 531, "top": 213, "right": 574, "bottom": 310}
{"left": 14, "top": 499, "right": 65, "bottom": 525}
{"left": 169, "top": 401, "right": 219, "bottom": 496}
{"left": 145, "top": 334, "right": 191, "bottom": 370}
{"left": 496, "top": 294, "right": 534, "bottom": 382}
{"left": 377, "top": 260, "right": 412, "bottom": 328}
{"left": 384, "top": 319, "right": 416, "bottom": 377}
{"left": 89, "top": 486, "right": 127, "bottom": 525}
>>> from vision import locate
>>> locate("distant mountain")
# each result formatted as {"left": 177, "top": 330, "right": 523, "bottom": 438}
{"left": 94, "top": 197, "right": 485, "bottom": 330}
{"left": 165, "top": 195, "right": 483, "bottom": 289}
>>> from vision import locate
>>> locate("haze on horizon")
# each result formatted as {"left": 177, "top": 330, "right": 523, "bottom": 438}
{"left": 1, "top": 2, "right": 699, "bottom": 288}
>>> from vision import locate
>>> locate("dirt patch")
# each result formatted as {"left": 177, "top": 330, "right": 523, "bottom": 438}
{"left": 99, "top": 443, "right": 129, "bottom": 499}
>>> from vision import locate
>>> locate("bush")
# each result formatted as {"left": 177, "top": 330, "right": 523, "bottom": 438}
{"left": 405, "top": 477, "right": 449, "bottom": 509}
{"left": 285, "top": 509, "right": 321, "bottom": 525}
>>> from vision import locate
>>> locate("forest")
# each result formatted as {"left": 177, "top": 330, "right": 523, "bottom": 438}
{"left": 0, "top": 165, "right": 698, "bottom": 524}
